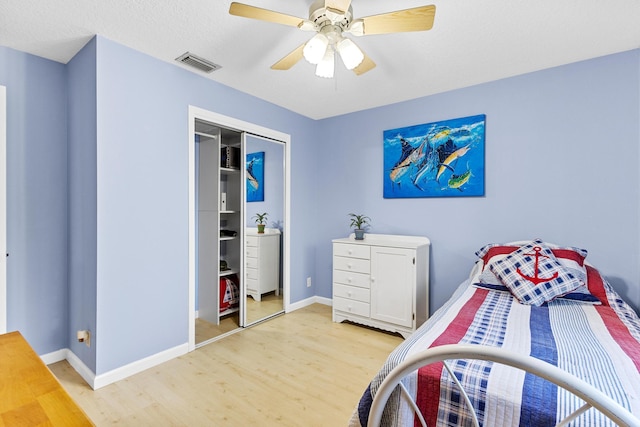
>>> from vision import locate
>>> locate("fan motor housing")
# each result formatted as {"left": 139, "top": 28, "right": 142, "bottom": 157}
{"left": 308, "top": 0, "right": 353, "bottom": 32}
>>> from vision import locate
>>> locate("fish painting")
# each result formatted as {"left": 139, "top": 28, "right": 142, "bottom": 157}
{"left": 246, "top": 152, "right": 265, "bottom": 202}
{"left": 383, "top": 115, "right": 485, "bottom": 198}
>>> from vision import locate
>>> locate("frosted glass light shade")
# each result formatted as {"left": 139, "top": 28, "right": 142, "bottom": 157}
{"left": 303, "top": 33, "right": 329, "bottom": 65}
{"left": 336, "top": 38, "right": 364, "bottom": 70}
{"left": 315, "top": 47, "right": 334, "bottom": 78}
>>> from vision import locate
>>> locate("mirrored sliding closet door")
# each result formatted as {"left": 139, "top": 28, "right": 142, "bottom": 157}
{"left": 191, "top": 110, "right": 288, "bottom": 348}
{"left": 243, "top": 134, "right": 285, "bottom": 326}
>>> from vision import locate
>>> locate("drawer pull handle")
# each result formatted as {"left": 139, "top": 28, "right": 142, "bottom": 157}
{"left": 348, "top": 249, "right": 353, "bottom": 254}
{"left": 347, "top": 291, "right": 352, "bottom": 297}
{"left": 347, "top": 263, "right": 352, "bottom": 269}
{"left": 348, "top": 305, "right": 353, "bottom": 311}
{"left": 347, "top": 277, "right": 352, "bottom": 283}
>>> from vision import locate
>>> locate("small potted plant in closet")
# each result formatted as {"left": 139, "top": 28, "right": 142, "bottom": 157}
{"left": 349, "top": 213, "right": 371, "bottom": 240}
{"left": 253, "top": 212, "right": 268, "bottom": 234}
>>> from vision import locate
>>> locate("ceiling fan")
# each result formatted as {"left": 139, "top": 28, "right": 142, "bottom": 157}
{"left": 229, "top": 0, "right": 436, "bottom": 78}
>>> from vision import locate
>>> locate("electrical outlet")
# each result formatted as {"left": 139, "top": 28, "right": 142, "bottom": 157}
{"left": 77, "top": 330, "right": 91, "bottom": 347}
{"left": 306, "top": 277, "right": 312, "bottom": 287}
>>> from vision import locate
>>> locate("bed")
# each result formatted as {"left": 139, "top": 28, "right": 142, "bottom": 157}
{"left": 350, "top": 240, "right": 640, "bottom": 427}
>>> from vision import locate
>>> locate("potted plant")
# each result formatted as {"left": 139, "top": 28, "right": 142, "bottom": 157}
{"left": 349, "top": 213, "right": 371, "bottom": 240}
{"left": 253, "top": 212, "right": 268, "bottom": 234}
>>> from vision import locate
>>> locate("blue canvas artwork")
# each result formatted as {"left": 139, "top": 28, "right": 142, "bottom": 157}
{"left": 383, "top": 115, "right": 486, "bottom": 198}
{"left": 246, "top": 151, "right": 264, "bottom": 202}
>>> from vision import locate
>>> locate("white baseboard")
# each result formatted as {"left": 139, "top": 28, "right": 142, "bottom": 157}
{"left": 40, "top": 348, "right": 68, "bottom": 365}
{"left": 41, "top": 297, "right": 331, "bottom": 389}
{"left": 66, "top": 350, "right": 97, "bottom": 388}
{"left": 287, "top": 295, "right": 332, "bottom": 312}
{"left": 41, "top": 348, "right": 97, "bottom": 388}
{"left": 43, "top": 343, "right": 189, "bottom": 390}
{"left": 93, "top": 343, "right": 189, "bottom": 390}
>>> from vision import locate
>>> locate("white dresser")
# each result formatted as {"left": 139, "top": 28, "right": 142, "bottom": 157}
{"left": 245, "top": 228, "right": 281, "bottom": 301}
{"left": 332, "top": 234, "right": 430, "bottom": 338}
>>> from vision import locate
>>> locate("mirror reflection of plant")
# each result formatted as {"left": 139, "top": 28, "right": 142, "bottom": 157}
{"left": 253, "top": 212, "right": 268, "bottom": 225}
{"left": 348, "top": 213, "right": 371, "bottom": 230}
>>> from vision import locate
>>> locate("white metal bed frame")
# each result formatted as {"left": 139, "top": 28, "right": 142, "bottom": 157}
{"left": 368, "top": 344, "right": 640, "bottom": 427}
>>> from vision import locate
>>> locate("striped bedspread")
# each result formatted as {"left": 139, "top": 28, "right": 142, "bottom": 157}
{"left": 351, "top": 265, "right": 640, "bottom": 426}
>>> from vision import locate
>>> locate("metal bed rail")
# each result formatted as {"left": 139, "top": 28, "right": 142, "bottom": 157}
{"left": 368, "top": 344, "right": 640, "bottom": 427}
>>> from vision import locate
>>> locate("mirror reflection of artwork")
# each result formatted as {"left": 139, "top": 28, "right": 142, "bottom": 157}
{"left": 383, "top": 114, "right": 486, "bottom": 198}
{"left": 246, "top": 151, "right": 265, "bottom": 202}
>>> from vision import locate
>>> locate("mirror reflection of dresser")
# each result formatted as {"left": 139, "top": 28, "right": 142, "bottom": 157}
{"left": 244, "top": 227, "right": 283, "bottom": 325}
{"left": 245, "top": 228, "right": 280, "bottom": 302}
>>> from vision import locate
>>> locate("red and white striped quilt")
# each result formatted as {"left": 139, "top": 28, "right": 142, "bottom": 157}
{"left": 350, "top": 265, "right": 640, "bottom": 426}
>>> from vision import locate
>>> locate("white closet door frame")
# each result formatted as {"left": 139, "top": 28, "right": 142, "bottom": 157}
{"left": 187, "top": 106, "right": 291, "bottom": 352}
{"left": 1, "top": 85, "right": 7, "bottom": 333}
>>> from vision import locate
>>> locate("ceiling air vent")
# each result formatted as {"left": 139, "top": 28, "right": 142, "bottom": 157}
{"left": 175, "top": 52, "right": 221, "bottom": 73}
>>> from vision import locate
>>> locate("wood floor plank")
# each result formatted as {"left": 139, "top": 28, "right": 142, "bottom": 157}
{"left": 49, "top": 304, "right": 403, "bottom": 426}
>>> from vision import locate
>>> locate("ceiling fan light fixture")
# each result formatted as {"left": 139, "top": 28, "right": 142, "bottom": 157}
{"left": 229, "top": 1, "right": 436, "bottom": 78}
{"left": 336, "top": 37, "right": 364, "bottom": 70}
{"left": 315, "top": 46, "right": 335, "bottom": 78}
{"left": 303, "top": 33, "right": 329, "bottom": 65}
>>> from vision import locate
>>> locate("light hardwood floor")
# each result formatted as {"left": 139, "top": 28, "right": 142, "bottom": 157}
{"left": 195, "top": 314, "right": 240, "bottom": 344}
{"left": 195, "top": 293, "right": 284, "bottom": 344}
{"left": 49, "top": 304, "right": 403, "bottom": 426}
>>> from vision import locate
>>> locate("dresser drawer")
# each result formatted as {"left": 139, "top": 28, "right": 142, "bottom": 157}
{"left": 246, "top": 236, "right": 258, "bottom": 247}
{"left": 246, "top": 277, "right": 258, "bottom": 292}
{"left": 246, "top": 257, "right": 258, "bottom": 269}
{"left": 334, "top": 283, "right": 369, "bottom": 303}
{"left": 333, "top": 256, "right": 370, "bottom": 274}
{"left": 333, "top": 270, "right": 370, "bottom": 288}
{"left": 333, "top": 296, "right": 370, "bottom": 317}
{"left": 333, "top": 243, "right": 370, "bottom": 260}
{"left": 246, "top": 247, "right": 258, "bottom": 258}
{"left": 246, "top": 268, "right": 258, "bottom": 280}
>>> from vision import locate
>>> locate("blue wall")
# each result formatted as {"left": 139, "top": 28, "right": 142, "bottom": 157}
{"left": 93, "top": 37, "right": 319, "bottom": 373}
{"left": 0, "top": 46, "right": 69, "bottom": 355}
{"left": 67, "top": 38, "right": 98, "bottom": 371}
{"left": 315, "top": 50, "right": 640, "bottom": 313}
{"left": 1, "top": 37, "right": 639, "bottom": 375}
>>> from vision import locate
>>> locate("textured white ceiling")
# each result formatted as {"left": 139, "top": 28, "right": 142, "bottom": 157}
{"left": 1, "top": 0, "right": 639, "bottom": 119}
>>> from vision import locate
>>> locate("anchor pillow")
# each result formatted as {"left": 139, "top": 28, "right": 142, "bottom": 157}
{"left": 470, "top": 240, "right": 601, "bottom": 304}
{"left": 488, "top": 240, "right": 584, "bottom": 306}
{"left": 472, "top": 269, "right": 601, "bottom": 305}
{"left": 475, "top": 240, "right": 588, "bottom": 269}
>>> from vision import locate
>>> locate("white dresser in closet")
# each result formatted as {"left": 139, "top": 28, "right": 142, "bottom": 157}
{"left": 245, "top": 228, "right": 281, "bottom": 301}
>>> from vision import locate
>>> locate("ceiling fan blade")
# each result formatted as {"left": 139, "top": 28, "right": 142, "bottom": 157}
{"left": 324, "top": 0, "right": 351, "bottom": 14}
{"left": 271, "top": 44, "right": 306, "bottom": 70}
{"left": 359, "top": 5, "right": 436, "bottom": 35}
{"left": 353, "top": 53, "right": 376, "bottom": 76}
{"left": 229, "top": 2, "right": 306, "bottom": 28}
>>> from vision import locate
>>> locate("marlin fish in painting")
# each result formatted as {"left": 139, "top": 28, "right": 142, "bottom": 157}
{"left": 246, "top": 158, "right": 259, "bottom": 191}
{"left": 389, "top": 136, "right": 429, "bottom": 186}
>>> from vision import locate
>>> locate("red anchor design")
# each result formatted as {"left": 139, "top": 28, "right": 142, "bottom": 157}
{"left": 516, "top": 246, "right": 558, "bottom": 285}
